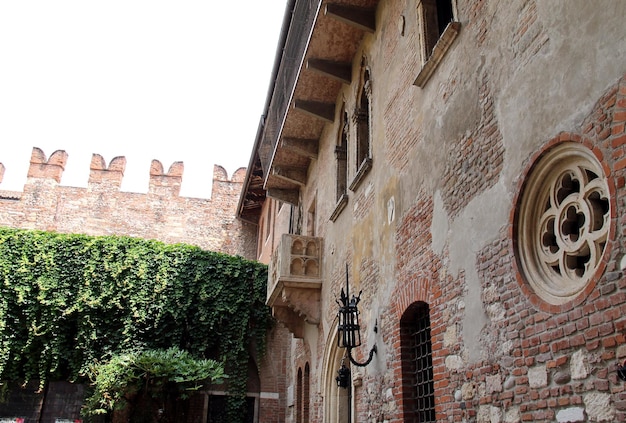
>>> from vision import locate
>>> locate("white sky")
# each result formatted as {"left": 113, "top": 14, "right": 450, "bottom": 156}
{"left": 0, "top": 1, "right": 287, "bottom": 198}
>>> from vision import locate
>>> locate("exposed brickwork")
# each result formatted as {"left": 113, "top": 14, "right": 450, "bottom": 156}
{"left": 382, "top": 0, "right": 422, "bottom": 174}
{"left": 441, "top": 71, "right": 504, "bottom": 219}
{"left": 245, "top": 2, "right": 626, "bottom": 423}
{"left": 395, "top": 192, "right": 436, "bottom": 284}
{"left": 422, "top": 76, "right": 626, "bottom": 423}
{"left": 512, "top": 0, "right": 550, "bottom": 66}
{"left": 254, "top": 321, "right": 291, "bottom": 423}
{"left": 384, "top": 84, "right": 421, "bottom": 173}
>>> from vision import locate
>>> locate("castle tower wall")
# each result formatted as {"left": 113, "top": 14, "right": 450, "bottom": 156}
{"left": 0, "top": 147, "right": 257, "bottom": 259}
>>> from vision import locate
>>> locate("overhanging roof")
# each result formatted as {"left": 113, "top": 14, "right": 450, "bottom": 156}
{"left": 238, "top": 0, "right": 380, "bottom": 223}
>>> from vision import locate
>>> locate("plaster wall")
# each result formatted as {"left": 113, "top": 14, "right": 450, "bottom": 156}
{"left": 268, "top": 0, "right": 626, "bottom": 421}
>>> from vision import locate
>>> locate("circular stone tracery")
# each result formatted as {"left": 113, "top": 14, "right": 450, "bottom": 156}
{"left": 517, "top": 142, "right": 611, "bottom": 306}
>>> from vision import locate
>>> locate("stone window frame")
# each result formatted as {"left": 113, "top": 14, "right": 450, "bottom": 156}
{"left": 307, "top": 197, "right": 317, "bottom": 236}
{"left": 349, "top": 59, "right": 373, "bottom": 192}
{"left": 513, "top": 138, "right": 615, "bottom": 310}
{"left": 413, "top": 0, "right": 461, "bottom": 88}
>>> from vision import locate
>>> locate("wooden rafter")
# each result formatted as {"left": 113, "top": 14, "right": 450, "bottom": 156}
{"left": 267, "top": 188, "right": 300, "bottom": 205}
{"left": 293, "top": 100, "right": 336, "bottom": 122}
{"left": 281, "top": 137, "right": 319, "bottom": 160}
{"left": 306, "top": 58, "right": 352, "bottom": 84}
{"left": 324, "top": 4, "right": 376, "bottom": 33}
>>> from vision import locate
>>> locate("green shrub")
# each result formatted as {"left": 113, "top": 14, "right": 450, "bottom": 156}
{"left": 0, "top": 227, "right": 271, "bottom": 421}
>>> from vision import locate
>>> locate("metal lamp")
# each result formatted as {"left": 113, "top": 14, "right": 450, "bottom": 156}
{"left": 336, "top": 266, "right": 377, "bottom": 367}
{"left": 336, "top": 361, "right": 351, "bottom": 388}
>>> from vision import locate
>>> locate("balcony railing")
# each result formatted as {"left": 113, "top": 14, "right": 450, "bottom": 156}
{"left": 268, "top": 234, "right": 323, "bottom": 337}
{"left": 257, "top": 0, "right": 321, "bottom": 180}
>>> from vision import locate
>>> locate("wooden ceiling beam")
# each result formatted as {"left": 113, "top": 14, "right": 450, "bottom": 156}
{"left": 281, "top": 137, "right": 319, "bottom": 160}
{"left": 293, "top": 100, "right": 336, "bottom": 123}
{"left": 306, "top": 59, "right": 352, "bottom": 84}
{"left": 267, "top": 188, "right": 300, "bottom": 205}
{"left": 273, "top": 167, "right": 308, "bottom": 186}
{"left": 324, "top": 4, "right": 376, "bottom": 33}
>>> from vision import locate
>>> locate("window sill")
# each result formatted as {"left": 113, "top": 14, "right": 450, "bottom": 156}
{"left": 414, "top": 21, "right": 461, "bottom": 88}
{"left": 349, "top": 157, "right": 372, "bottom": 192}
{"left": 330, "top": 194, "right": 349, "bottom": 222}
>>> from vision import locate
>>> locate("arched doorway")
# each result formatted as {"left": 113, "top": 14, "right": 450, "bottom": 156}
{"left": 323, "top": 327, "right": 350, "bottom": 423}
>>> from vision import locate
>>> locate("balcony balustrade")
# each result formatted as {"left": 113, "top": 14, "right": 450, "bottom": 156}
{"left": 267, "top": 234, "right": 323, "bottom": 337}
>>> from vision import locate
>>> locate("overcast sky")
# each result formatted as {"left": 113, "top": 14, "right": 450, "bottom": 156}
{"left": 0, "top": 1, "right": 287, "bottom": 198}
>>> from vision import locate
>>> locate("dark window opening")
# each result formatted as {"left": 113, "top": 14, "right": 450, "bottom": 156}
{"left": 296, "top": 363, "right": 310, "bottom": 423}
{"left": 356, "top": 70, "right": 371, "bottom": 169}
{"left": 303, "top": 363, "right": 310, "bottom": 422}
{"left": 207, "top": 395, "right": 255, "bottom": 423}
{"left": 336, "top": 111, "right": 348, "bottom": 202}
{"left": 422, "top": 0, "right": 454, "bottom": 59}
{"left": 296, "top": 368, "right": 303, "bottom": 423}
{"left": 401, "top": 302, "right": 436, "bottom": 423}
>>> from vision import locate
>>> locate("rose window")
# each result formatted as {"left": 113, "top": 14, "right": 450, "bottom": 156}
{"left": 516, "top": 142, "right": 611, "bottom": 305}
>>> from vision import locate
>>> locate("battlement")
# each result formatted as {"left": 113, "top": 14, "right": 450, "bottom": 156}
{"left": 0, "top": 147, "right": 247, "bottom": 198}
{"left": 0, "top": 147, "right": 256, "bottom": 258}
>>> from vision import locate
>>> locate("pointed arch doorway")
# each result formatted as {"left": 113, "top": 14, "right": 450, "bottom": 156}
{"left": 323, "top": 328, "right": 351, "bottom": 423}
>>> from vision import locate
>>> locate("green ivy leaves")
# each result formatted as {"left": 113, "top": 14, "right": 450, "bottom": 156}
{"left": 83, "top": 347, "right": 226, "bottom": 416}
{"left": 0, "top": 227, "right": 271, "bottom": 420}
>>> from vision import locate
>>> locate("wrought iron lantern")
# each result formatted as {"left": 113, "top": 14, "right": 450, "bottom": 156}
{"left": 336, "top": 266, "right": 376, "bottom": 367}
{"left": 336, "top": 361, "right": 351, "bottom": 388}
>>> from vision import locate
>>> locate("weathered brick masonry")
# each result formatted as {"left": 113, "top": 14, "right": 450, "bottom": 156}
{"left": 0, "top": 147, "right": 255, "bottom": 258}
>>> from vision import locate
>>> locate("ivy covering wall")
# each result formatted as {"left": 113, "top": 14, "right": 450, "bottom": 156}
{"left": 0, "top": 227, "right": 271, "bottom": 419}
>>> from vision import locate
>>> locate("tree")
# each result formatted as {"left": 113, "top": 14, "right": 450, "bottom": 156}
{"left": 83, "top": 347, "right": 225, "bottom": 421}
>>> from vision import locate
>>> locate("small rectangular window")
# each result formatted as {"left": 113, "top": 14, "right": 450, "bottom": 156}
{"left": 414, "top": 0, "right": 460, "bottom": 88}
{"left": 422, "top": 0, "right": 454, "bottom": 59}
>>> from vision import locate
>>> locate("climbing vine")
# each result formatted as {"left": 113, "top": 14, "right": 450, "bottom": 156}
{"left": 0, "top": 227, "right": 272, "bottom": 421}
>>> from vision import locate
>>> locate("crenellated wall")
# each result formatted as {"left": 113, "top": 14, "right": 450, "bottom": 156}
{"left": 0, "top": 147, "right": 257, "bottom": 259}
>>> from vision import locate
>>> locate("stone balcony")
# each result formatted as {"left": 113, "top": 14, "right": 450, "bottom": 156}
{"left": 268, "top": 234, "right": 323, "bottom": 338}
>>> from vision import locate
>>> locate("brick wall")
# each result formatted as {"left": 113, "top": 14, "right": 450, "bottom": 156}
{"left": 0, "top": 147, "right": 256, "bottom": 259}
{"left": 380, "top": 73, "right": 626, "bottom": 423}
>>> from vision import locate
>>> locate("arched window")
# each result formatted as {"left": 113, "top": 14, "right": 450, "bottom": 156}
{"left": 303, "top": 363, "right": 310, "bottom": 422}
{"left": 337, "top": 109, "right": 349, "bottom": 202}
{"left": 349, "top": 59, "right": 373, "bottom": 191}
{"left": 331, "top": 108, "right": 349, "bottom": 221}
{"left": 296, "top": 367, "right": 303, "bottom": 423}
{"left": 296, "top": 363, "right": 310, "bottom": 423}
{"left": 355, "top": 67, "right": 371, "bottom": 171}
{"left": 400, "top": 301, "right": 435, "bottom": 422}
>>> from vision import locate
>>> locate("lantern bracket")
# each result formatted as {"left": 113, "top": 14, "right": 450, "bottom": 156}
{"left": 347, "top": 344, "right": 377, "bottom": 367}
{"left": 336, "top": 264, "right": 377, "bottom": 368}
